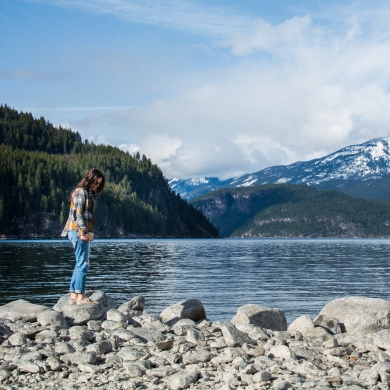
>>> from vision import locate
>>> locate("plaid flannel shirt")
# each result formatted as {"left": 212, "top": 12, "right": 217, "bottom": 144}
{"left": 61, "top": 188, "right": 95, "bottom": 237}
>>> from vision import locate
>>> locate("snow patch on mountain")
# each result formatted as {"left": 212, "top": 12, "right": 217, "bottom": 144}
{"left": 169, "top": 137, "right": 390, "bottom": 199}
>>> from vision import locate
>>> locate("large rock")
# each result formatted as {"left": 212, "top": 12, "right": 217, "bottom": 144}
{"left": 372, "top": 329, "right": 390, "bottom": 351}
{"left": 234, "top": 323, "right": 269, "bottom": 341}
{"left": 318, "top": 296, "right": 390, "bottom": 335}
{"left": 128, "top": 328, "right": 165, "bottom": 343}
{"left": 106, "top": 308, "right": 127, "bottom": 322}
{"left": 53, "top": 290, "right": 116, "bottom": 325}
{"left": 269, "top": 345, "right": 296, "bottom": 360}
{"left": 37, "top": 310, "right": 68, "bottom": 328}
{"left": 8, "top": 332, "right": 27, "bottom": 346}
{"left": 53, "top": 290, "right": 116, "bottom": 313}
{"left": 62, "top": 303, "right": 105, "bottom": 325}
{"left": 313, "top": 314, "right": 342, "bottom": 335}
{"left": 118, "top": 296, "right": 145, "bottom": 313}
{"left": 0, "top": 300, "right": 48, "bottom": 322}
{"left": 288, "top": 315, "right": 315, "bottom": 337}
{"left": 166, "top": 368, "right": 199, "bottom": 390}
{"left": 231, "top": 304, "right": 287, "bottom": 331}
{"left": 160, "top": 299, "right": 206, "bottom": 324}
{"left": 0, "top": 321, "right": 13, "bottom": 342}
{"left": 213, "top": 321, "right": 254, "bottom": 347}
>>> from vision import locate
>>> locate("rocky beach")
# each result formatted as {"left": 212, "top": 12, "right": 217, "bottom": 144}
{"left": 1, "top": 293, "right": 390, "bottom": 390}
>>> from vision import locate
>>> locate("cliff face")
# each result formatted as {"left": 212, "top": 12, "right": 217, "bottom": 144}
{"left": 192, "top": 184, "right": 390, "bottom": 238}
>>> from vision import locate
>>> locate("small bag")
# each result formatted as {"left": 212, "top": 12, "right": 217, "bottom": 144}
{"left": 78, "top": 231, "right": 94, "bottom": 241}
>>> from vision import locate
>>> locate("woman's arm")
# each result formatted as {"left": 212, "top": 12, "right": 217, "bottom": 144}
{"left": 73, "top": 189, "right": 88, "bottom": 237}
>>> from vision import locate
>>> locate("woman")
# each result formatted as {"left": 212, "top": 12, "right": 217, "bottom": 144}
{"left": 61, "top": 168, "right": 105, "bottom": 305}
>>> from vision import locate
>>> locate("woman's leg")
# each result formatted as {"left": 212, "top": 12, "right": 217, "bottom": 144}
{"left": 68, "top": 230, "right": 90, "bottom": 299}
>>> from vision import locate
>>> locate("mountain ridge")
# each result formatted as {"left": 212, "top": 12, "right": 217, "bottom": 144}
{"left": 192, "top": 183, "right": 390, "bottom": 238}
{"left": 170, "top": 137, "right": 390, "bottom": 201}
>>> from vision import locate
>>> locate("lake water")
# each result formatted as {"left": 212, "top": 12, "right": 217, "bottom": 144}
{"left": 0, "top": 238, "right": 389, "bottom": 325}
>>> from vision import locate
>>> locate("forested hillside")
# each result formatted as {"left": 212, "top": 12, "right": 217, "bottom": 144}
{"left": 0, "top": 105, "right": 219, "bottom": 238}
{"left": 192, "top": 184, "right": 390, "bottom": 238}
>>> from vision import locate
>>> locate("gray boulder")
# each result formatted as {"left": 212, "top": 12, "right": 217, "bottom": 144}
{"left": 288, "top": 315, "right": 315, "bottom": 336}
{"left": 372, "top": 329, "right": 390, "bottom": 351}
{"left": 213, "top": 321, "right": 255, "bottom": 347}
{"left": 186, "top": 328, "right": 206, "bottom": 345}
{"left": 68, "top": 325, "right": 94, "bottom": 341}
{"left": 160, "top": 299, "right": 206, "bottom": 324}
{"left": 166, "top": 368, "right": 198, "bottom": 390}
{"left": 183, "top": 349, "right": 212, "bottom": 364}
{"left": 253, "top": 370, "right": 272, "bottom": 383}
{"left": 53, "top": 290, "right": 116, "bottom": 313}
{"left": 118, "top": 296, "right": 145, "bottom": 313}
{"left": 35, "top": 329, "right": 58, "bottom": 342}
{"left": 313, "top": 314, "right": 342, "bottom": 335}
{"left": 85, "top": 290, "right": 117, "bottom": 310}
{"left": 37, "top": 309, "right": 68, "bottom": 328}
{"left": 0, "top": 321, "right": 13, "bottom": 342}
{"left": 18, "top": 362, "right": 43, "bottom": 374}
{"left": 61, "top": 351, "right": 97, "bottom": 365}
{"left": 8, "top": 332, "right": 27, "bottom": 346}
{"left": 268, "top": 345, "right": 296, "bottom": 360}
{"left": 46, "top": 356, "right": 62, "bottom": 371}
{"left": 117, "top": 347, "right": 149, "bottom": 361}
{"left": 0, "top": 299, "right": 48, "bottom": 322}
{"left": 54, "top": 291, "right": 116, "bottom": 325}
{"left": 86, "top": 340, "right": 113, "bottom": 355}
{"left": 231, "top": 304, "right": 287, "bottom": 331}
{"left": 62, "top": 302, "right": 105, "bottom": 325}
{"left": 101, "top": 320, "right": 124, "bottom": 330}
{"left": 129, "top": 328, "right": 165, "bottom": 343}
{"left": 106, "top": 308, "right": 127, "bottom": 322}
{"left": 234, "top": 323, "right": 269, "bottom": 341}
{"left": 319, "top": 296, "right": 390, "bottom": 334}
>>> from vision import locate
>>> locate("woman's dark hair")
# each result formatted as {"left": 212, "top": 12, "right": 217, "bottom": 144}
{"left": 71, "top": 168, "right": 105, "bottom": 197}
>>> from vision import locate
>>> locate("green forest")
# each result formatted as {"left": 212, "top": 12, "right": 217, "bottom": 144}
{"left": 0, "top": 104, "right": 220, "bottom": 238}
{"left": 192, "top": 184, "right": 390, "bottom": 238}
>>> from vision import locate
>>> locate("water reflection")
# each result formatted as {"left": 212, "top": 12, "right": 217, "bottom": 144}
{"left": 0, "top": 239, "right": 389, "bottom": 324}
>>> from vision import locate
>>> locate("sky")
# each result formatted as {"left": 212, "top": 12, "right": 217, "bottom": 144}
{"left": 2, "top": 0, "right": 390, "bottom": 180}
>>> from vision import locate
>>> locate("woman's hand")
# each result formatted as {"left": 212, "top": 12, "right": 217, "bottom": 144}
{"left": 81, "top": 233, "right": 90, "bottom": 242}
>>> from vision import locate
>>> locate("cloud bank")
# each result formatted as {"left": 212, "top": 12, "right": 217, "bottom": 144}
{"left": 23, "top": 1, "right": 390, "bottom": 179}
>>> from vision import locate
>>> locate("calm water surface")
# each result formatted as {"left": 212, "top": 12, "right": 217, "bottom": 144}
{"left": 0, "top": 238, "right": 389, "bottom": 324}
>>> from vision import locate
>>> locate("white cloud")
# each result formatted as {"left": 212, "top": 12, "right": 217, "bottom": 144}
{"left": 140, "top": 134, "right": 182, "bottom": 163}
{"left": 118, "top": 143, "right": 140, "bottom": 155}
{"left": 222, "top": 16, "right": 312, "bottom": 56}
{"left": 112, "top": 6, "right": 390, "bottom": 179}
{"left": 87, "top": 134, "right": 110, "bottom": 145}
{"left": 21, "top": 1, "right": 390, "bottom": 180}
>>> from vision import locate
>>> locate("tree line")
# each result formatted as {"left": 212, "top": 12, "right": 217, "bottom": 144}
{"left": 0, "top": 104, "right": 219, "bottom": 238}
{"left": 192, "top": 184, "right": 390, "bottom": 237}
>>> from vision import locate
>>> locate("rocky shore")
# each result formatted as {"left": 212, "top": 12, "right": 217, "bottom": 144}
{"left": 1, "top": 293, "right": 390, "bottom": 390}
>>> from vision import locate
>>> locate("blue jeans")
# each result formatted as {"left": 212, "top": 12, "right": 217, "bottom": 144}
{"left": 68, "top": 230, "right": 90, "bottom": 294}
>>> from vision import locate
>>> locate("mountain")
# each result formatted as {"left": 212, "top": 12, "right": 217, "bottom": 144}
{"left": 192, "top": 184, "right": 390, "bottom": 238}
{"left": 170, "top": 137, "right": 390, "bottom": 202}
{"left": 168, "top": 177, "right": 230, "bottom": 200}
{"left": 0, "top": 105, "right": 220, "bottom": 238}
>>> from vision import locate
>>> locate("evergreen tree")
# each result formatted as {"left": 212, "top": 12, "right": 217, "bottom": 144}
{"left": 0, "top": 105, "right": 219, "bottom": 238}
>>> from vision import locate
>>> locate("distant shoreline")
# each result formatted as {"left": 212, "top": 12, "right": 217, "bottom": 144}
{"left": 1, "top": 236, "right": 389, "bottom": 241}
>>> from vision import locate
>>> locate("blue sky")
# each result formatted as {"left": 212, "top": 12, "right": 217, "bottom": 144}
{"left": 2, "top": 1, "right": 390, "bottom": 179}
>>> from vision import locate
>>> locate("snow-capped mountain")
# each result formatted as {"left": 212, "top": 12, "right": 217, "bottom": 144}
{"left": 170, "top": 137, "right": 390, "bottom": 200}
{"left": 168, "top": 177, "right": 230, "bottom": 200}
